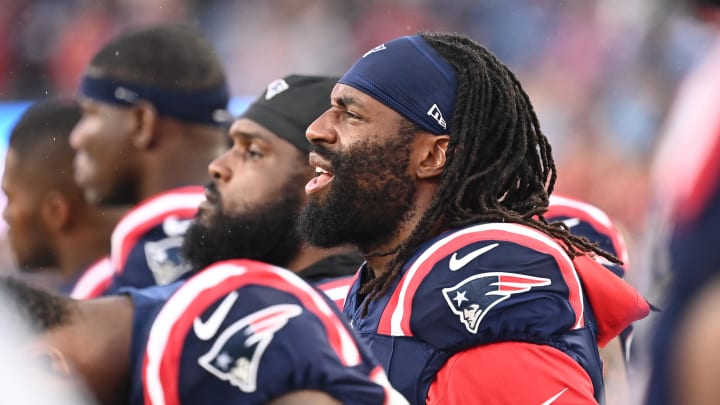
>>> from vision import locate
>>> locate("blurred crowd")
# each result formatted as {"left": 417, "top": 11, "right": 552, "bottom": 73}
{"left": 1, "top": 1, "right": 716, "bottom": 266}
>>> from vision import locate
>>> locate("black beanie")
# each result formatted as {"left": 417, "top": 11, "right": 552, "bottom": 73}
{"left": 241, "top": 74, "right": 339, "bottom": 154}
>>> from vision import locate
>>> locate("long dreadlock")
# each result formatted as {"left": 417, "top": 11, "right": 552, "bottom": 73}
{"left": 359, "top": 32, "right": 620, "bottom": 309}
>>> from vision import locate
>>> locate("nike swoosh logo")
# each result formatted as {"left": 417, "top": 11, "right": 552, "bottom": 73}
{"left": 541, "top": 387, "right": 569, "bottom": 405}
{"left": 193, "top": 291, "right": 239, "bottom": 341}
{"left": 448, "top": 243, "right": 499, "bottom": 271}
{"left": 562, "top": 217, "right": 580, "bottom": 229}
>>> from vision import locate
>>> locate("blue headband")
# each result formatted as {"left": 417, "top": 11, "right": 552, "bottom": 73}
{"left": 79, "top": 75, "right": 231, "bottom": 126}
{"left": 339, "top": 35, "right": 457, "bottom": 135}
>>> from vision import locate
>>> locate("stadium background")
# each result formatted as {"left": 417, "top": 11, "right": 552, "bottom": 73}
{"left": 0, "top": 0, "right": 715, "bottom": 291}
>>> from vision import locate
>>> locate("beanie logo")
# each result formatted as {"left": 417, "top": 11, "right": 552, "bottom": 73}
{"left": 363, "top": 44, "right": 387, "bottom": 58}
{"left": 265, "top": 79, "right": 289, "bottom": 100}
{"left": 427, "top": 104, "right": 447, "bottom": 129}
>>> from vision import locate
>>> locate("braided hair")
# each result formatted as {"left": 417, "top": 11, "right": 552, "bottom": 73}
{"left": 359, "top": 32, "right": 619, "bottom": 307}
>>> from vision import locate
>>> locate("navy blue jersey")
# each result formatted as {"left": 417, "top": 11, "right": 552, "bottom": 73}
{"left": 344, "top": 222, "right": 649, "bottom": 404}
{"left": 126, "top": 259, "right": 405, "bottom": 405}
{"left": 105, "top": 186, "right": 204, "bottom": 294}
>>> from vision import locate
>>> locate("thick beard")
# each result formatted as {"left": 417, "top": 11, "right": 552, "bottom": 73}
{"left": 297, "top": 134, "right": 417, "bottom": 252}
{"left": 182, "top": 178, "right": 305, "bottom": 272}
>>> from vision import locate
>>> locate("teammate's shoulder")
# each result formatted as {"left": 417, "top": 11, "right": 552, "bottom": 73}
{"left": 142, "top": 259, "right": 382, "bottom": 404}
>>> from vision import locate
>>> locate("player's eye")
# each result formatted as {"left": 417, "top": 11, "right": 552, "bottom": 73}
{"left": 247, "top": 145, "right": 264, "bottom": 159}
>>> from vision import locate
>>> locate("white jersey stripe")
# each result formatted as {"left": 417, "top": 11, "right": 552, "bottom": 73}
{"left": 548, "top": 195, "right": 613, "bottom": 228}
{"left": 68, "top": 257, "right": 113, "bottom": 299}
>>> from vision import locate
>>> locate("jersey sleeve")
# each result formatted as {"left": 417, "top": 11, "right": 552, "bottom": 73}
{"left": 395, "top": 233, "right": 584, "bottom": 350}
{"left": 426, "top": 342, "right": 596, "bottom": 404}
{"left": 143, "top": 260, "right": 396, "bottom": 405}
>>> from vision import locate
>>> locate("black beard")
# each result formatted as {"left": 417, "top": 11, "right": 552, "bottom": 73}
{"left": 182, "top": 178, "right": 305, "bottom": 272}
{"left": 297, "top": 135, "right": 417, "bottom": 253}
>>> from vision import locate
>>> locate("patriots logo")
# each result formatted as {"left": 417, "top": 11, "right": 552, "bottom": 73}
{"left": 442, "top": 272, "right": 551, "bottom": 334}
{"left": 198, "top": 304, "right": 302, "bottom": 392}
{"left": 144, "top": 236, "right": 191, "bottom": 285}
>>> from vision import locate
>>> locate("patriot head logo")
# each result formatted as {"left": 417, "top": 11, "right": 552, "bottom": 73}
{"left": 442, "top": 272, "right": 551, "bottom": 334}
{"left": 198, "top": 304, "right": 302, "bottom": 392}
{"left": 144, "top": 236, "right": 191, "bottom": 285}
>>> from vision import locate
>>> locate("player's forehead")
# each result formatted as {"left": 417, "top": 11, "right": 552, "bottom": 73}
{"left": 229, "top": 118, "right": 273, "bottom": 143}
{"left": 2, "top": 149, "right": 27, "bottom": 185}
{"left": 229, "top": 118, "right": 297, "bottom": 153}
{"left": 330, "top": 84, "right": 404, "bottom": 121}
{"left": 331, "top": 84, "right": 379, "bottom": 110}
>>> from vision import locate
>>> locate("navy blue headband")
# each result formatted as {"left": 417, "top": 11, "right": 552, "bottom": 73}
{"left": 339, "top": 35, "right": 457, "bottom": 135}
{"left": 79, "top": 75, "right": 231, "bottom": 126}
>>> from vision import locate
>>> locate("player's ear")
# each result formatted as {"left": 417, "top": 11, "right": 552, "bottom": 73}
{"left": 130, "top": 101, "right": 158, "bottom": 150}
{"left": 416, "top": 133, "right": 450, "bottom": 180}
{"left": 41, "top": 191, "right": 71, "bottom": 232}
{"left": 25, "top": 343, "right": 74, "bottom": 379}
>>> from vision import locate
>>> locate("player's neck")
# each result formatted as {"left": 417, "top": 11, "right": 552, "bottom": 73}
{"left": 138, "top": 125, "right": 225, "bottom": 201}
{"left": 56, "top": 207, "right": 127, "bottom": 281}
{"left": 286, "top": 245, "right": 355, "bottom": 274}
{"left": 137, "top": 154, "right": 214, "bottom": 201}
{"left": 76, "top": 296, "right": 132, "bottom": 404}
{"left": 363, "top": 190, "right": 441, "bottom": 277}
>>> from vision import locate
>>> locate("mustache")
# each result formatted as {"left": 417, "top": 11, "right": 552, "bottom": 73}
{"left": 309, "top": 144, "right": 341, "bottom": 166}
{"left": 204, "top": 181, "right": 220, "bottom": 203}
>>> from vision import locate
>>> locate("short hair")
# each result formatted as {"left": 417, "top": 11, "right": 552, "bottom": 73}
{"left": 87, "top": 23, "right": 226, "bottom": 91}
{"left": 0, "top": 277, "right": 76, "bottom": 331}
{"left": 9, "top": 98, "right": 80, "bottom": 159}
{"left": 8, "top": 99, "right": 81, "bottom": 188}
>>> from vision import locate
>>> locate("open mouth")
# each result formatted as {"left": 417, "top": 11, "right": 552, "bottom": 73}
{"left": 306, "top": 154, "right": 334, "bottom": 195}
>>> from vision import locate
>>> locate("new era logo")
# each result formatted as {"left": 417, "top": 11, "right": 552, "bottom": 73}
{"left": 427, "top": 104, "right": 447, "bottom": 129}
{"left": 265, "top": 79, "right": 289, "bottom": 100}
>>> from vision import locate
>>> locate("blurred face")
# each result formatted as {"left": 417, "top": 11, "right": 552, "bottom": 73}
{"left": 297, "top": 84, "right": 418, "bottom": 252}
{"left": 1, "top": 149, "right": 55, "bottom": 270}
{"left": 70, "top": 98, "right": 139, "bottom": 205}
{"left": 182, "top": 118, "right": 312, "bottom": 270}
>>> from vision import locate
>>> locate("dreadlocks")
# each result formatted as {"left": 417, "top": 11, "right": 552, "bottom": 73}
{"left": 359, "top": 32, "right": 620, "bottom": 307}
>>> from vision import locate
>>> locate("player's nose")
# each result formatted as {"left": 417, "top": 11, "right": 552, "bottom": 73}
{"left": 306, "top": 109, "right": 336, "bottom": 145}
{"left": 208, "top": 151, "right": 231, "bottom": 182}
